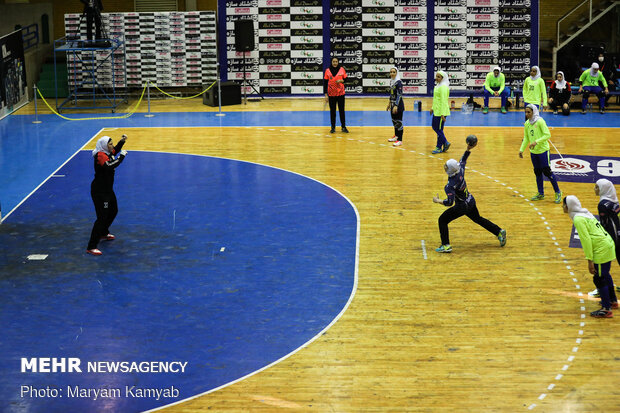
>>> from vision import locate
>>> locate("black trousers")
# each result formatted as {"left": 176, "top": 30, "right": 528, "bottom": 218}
{"left": 85, "top": 8, "right": 102, "bottom": 41}
{"left": 88, "top": 191, "right": 118, "bottom": 249}
{"left": 391, "top": 105, "right": 404, "bottom": 141}
{"left": 438, "top": 199, "right": 501, "bottom": 245}
{"left": 328, "top": 95, "right": 346, "bottom": 129}
{"left": 549, "top": 97, "right": 570, "bottom": 115}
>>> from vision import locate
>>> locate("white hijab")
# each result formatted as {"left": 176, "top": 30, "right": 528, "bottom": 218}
{"left": 554, "top": 71, "right": 567, "bottom": 90}
{"left": 390, "top": 67, "right": 401, "bottom": 87}
{"left": 596, "top": 179, "right": 618, "bottom": 203}
{"left": 529, "top": 66, "right": 541, "bottom": 81}
{"left": 493, "top": 66, "right": 501, "bottom": 77}
{"left": 526, "top": 104, "right": 541, "bottom": 125}
{"left": 589, "top": 62, "right": 600, "bottom": 78}
{"left": 565, "top": 195, "right": 595, "bottom": 221}
{"left": 92, "top": 136, "right": 111, "bottom": 157}
{"left": 435, "top": 71, "right": 450, "bottom": 88}
{"left": 445, "top": 159, "right": 460, "bottom": 177}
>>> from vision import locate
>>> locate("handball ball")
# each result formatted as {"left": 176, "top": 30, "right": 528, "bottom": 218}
{"left": 466, "top": 135, "right": 478, "bottom": 147}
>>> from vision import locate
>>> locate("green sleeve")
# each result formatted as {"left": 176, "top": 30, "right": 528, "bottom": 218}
{"left": 520, "top": 125, "right": 529, "bottom": 152}
{"left": 535, "top": 119, "right": 551, "bottom": 144}
{"left": 498, "top": 73, "right": 505, "bottom": 94}
{"left": 484, "top": 73, "right": 493, "bottom": 93}
{"left": 574, "top": 217, "right": 594, "bottom": 261}
{"left": 540, "top": 79, "right": 547, "bottom": 105}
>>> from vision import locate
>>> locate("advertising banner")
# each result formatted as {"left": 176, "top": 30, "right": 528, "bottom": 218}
{"left": 0, "top": 29, "right": 28, "bottom": 120}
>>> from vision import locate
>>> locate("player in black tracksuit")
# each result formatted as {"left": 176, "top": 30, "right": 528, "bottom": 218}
{"left": 86, "top": 135, "right": 127, "bottom": 255}
{"left": 433, "top": 141, "right": 506, "bottom": 253}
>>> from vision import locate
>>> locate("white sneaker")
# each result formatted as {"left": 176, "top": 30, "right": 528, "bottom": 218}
{"left": 588, "top": 288, "right": 600, "bottom": 298}
{"left": 388, "top": 136, "right": 398, "bottom": 142}
{"left": 392, "top": 141, "right": 402, "bottom": 147}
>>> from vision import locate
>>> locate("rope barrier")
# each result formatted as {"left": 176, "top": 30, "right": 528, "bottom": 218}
{"left": 148, "top": 80, "right": 217, "bottom": 100}
{"left": 35, "top": 82, "right": 148, "bottom": 121}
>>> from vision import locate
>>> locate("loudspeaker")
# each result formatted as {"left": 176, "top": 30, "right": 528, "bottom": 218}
{"left": 203, "top": 81, "right": 241, "bottom": 106}
{"left": 234, "top": 19, "right": 255, "bottom": 52}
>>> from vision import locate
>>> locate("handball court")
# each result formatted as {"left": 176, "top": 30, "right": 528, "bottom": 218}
{"left": 1, "top": 97, "right": 620, "bottom": 412}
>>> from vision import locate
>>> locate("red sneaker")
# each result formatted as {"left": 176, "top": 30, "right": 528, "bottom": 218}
{"left": 612, "top": 302, "right": 619, "bottom": 309}
{"left": 86, "top": 249, "right": 102, "bottom": 256}
{"left": 590, "top": 308, "right": 613, "bottom": 318}
{"left": 100, "top": 234, "right": 115, "bottom": 241}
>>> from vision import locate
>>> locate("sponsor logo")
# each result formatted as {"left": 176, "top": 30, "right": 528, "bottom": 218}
{"left": 550, "top": 155, "right": 620, "bottom": 184}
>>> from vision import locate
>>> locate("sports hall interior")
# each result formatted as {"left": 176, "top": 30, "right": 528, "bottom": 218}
{"left": 1, "top": 0, "right": 619, "bottom": 412}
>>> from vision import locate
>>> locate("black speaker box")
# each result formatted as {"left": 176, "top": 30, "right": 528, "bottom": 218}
{"left": 203, "top": 81, "right": 241, "bottom": 106}
{"left": 234, "top": 19, "right": 255, "bottom": 52}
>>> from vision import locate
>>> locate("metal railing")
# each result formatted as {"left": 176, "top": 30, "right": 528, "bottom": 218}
{"left": 22, "top": 23, "right": 39, "bottom": 51}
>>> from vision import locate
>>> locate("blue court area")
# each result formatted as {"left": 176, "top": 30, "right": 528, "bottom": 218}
{"left": 2, "top": 108, "right": 619, "bottom": 216}
{"left": 0, "top": 151, "right": 358, "bottom": 412}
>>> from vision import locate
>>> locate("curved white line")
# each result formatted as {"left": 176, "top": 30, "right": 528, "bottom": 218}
{"left": 90, "top": 150, "right": 362, "bottom": 413}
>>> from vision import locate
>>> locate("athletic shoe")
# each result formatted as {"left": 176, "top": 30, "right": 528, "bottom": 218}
{"left": 431, "top": 147, "right": 442, "bottom": 154}
{"left": 600, "top": 108, "right": 605, "bottom": 114}
{"left": 612, "top": 302, "right": 619, "bottom": 309}
{"left": 330, "top": 128, "right": 335, "bottom": 133}
{"left": 498, "top": 229, "right": 507, "bottom": 247}
{"left": 388, "top": 136, "right": 398, "bottom": 142}
{"left": 553, "top": 110, "right": 558, "bottom": 115}
{"left": 100, "top": 233, "right": 115, "bottom": 241}
{"left": 529, "top": 193, "right": 545, "bottom": 201}
{"left": 590, "top": 308, "right": 613, "bottom": 318}
{"left": 501, "top": 106, "right": 507, "bottom": 114}
{"left": 482, "top": 106, "right": 489, "bottom": 114}
{"left": 86, "top": 249, "right": 102, "bottom": 256}
{"left": 588, "top": 288, "right": 600, "bottom": 298}
{"left": 442, "top": 142, "right": 451, "bottom": 152}
{"left": 554, "top": 191, "right": 562, "bottom": 204}
{"left": 341, "top": 127, "right": 349, "bottom": 133}
{"left": 435, "top": 244, "right": 452, "bottom": 253}
{"left": 616, "top": 285, "right": 620, "bottom": 293}
{"left": 581, "top": 109, "right": 586, "bottom": 115}
{"left": 392, "top": 141, "right": 402, "bottom": 147}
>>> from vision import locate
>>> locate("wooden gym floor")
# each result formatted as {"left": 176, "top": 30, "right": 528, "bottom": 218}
{"left": 7, "top": 96, "right": 620, "bottom": 412}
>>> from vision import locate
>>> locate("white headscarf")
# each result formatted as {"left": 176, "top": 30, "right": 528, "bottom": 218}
{"left": 92, "top": 136, "right": 111, "bottom": 157}
{"left": 589, "top": 62, "right": 600, "bottom": 78}
{"left": 435, "top": 71, "right": 450, "bottom": 88}
{"left": 390, "top": 67, "right": 401, "bottom": 87}
{"left": 529, "top": 66, "right": 541, "bottom": 81}
{"left": 554, "top": 71, "right": 567, "bottom": 90}
{"left": 445, "top": 159, "right": 460, "bottom": 177}
{"left": 493, "top": 66, "right": 501, "bottom": 77}
{"left": 526, "top": 104, "right": 541, "bottom": 125}
{"left": 596, "top": 179, "right": 618, "bottom": 203}
{"left": 565, "top": 195, "right": 595, "bottom": 221}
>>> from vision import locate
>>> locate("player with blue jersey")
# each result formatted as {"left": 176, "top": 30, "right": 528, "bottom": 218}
{"left": 433, "top": 138, "right": 507, "bottom": 253}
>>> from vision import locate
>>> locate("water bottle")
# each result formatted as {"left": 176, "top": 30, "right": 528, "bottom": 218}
{"left": 451, "top": 100, "right": 455, "bottom": 109}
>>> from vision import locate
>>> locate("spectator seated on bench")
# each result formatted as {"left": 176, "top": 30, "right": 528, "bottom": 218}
{"left": 548, "top": 71, "right": 571, "bottom": 116}
{"left": 482, "top": 66, "right": 510, "bottom": 114}
{"left": 578, "top": 62, "right": 609, "bottom": 114}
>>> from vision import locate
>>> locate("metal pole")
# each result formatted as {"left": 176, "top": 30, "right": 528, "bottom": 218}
{"left": 216, "top": 62, "right": 225, "bottom": 117}
{"left": 32, "top": 84, "right": 42, "bottom": 124}
{"left": 243, "top": 52, "right": 247, "bottom": 105}
{"left": 145, "top": 80, "right": 154, "bottom": 117}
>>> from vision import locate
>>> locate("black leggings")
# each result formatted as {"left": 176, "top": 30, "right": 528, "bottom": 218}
{"left": 329, "top": 95, "right": 346, "bottom": 129}
{"left": 391, "top": 105, "right": 404, "bottom": 141}
{"left": 88, "top": 191, "right": 118, "bottom": 249}
{"left": 438, "top": 200, "right": 501, "bottom": 245}
{"left": 592, "top": 261, "right": 617, "bottom": 309}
